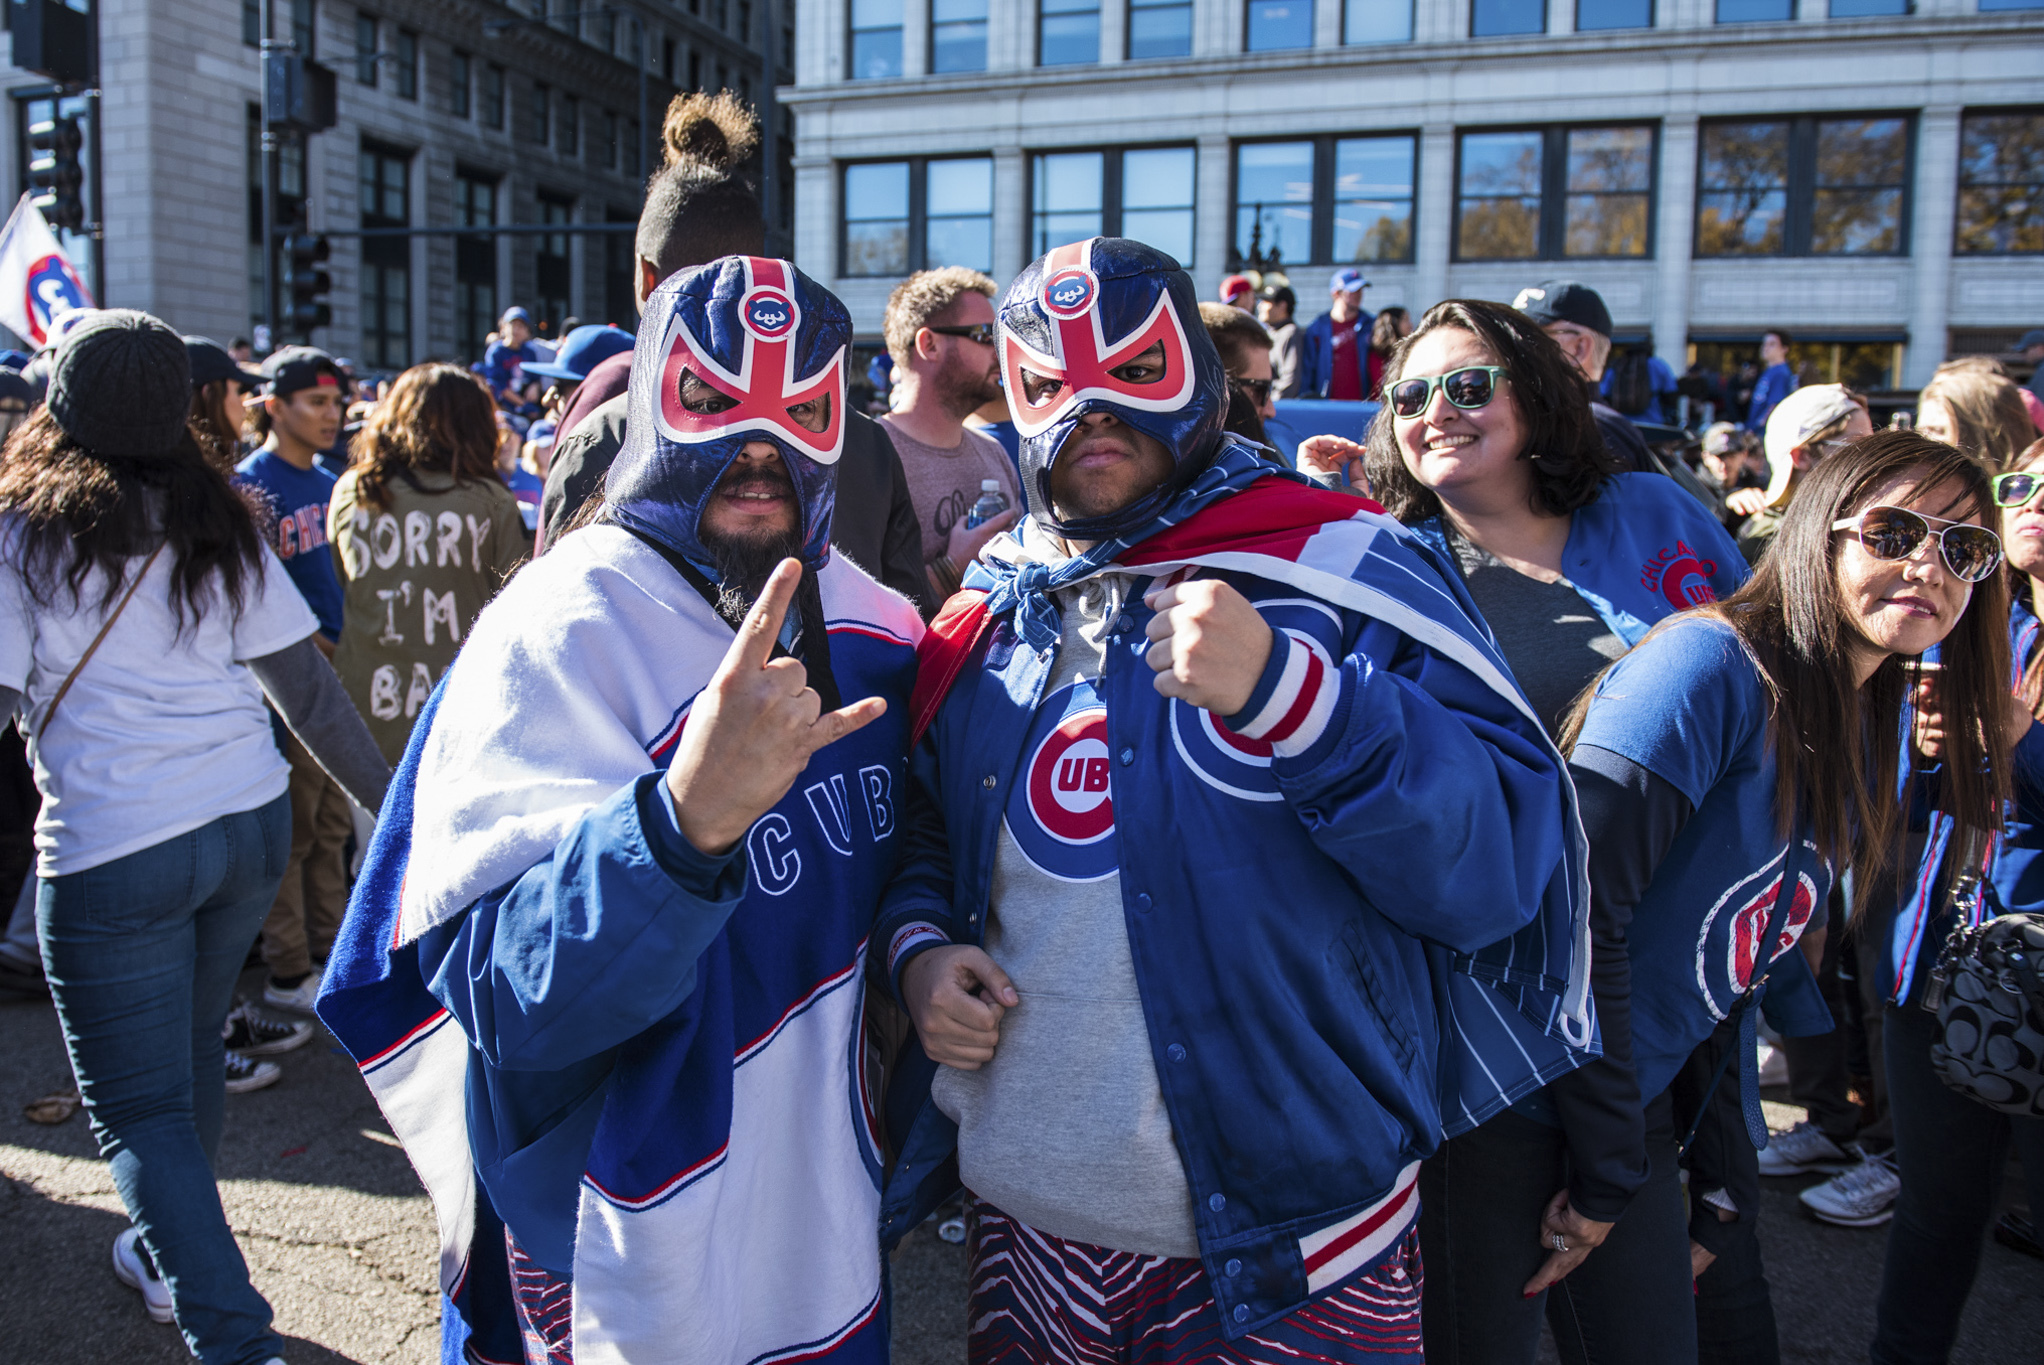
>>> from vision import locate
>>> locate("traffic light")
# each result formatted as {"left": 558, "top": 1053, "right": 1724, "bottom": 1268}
{"left": 27, "top": 114, "right": 85, "bottom": 233}
{"left": 282, "top": 234, "right": 332, "bottom": 333}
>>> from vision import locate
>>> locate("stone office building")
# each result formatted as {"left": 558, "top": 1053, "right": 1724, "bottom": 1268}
{"left": 1, "top": 0, "right": 786, "bottom": 369}
{"left": 787, "top": 0, "right": 2044, "bottom": 398}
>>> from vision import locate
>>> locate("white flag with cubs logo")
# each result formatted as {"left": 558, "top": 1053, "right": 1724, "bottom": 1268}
{"left": 0, "top": 194, "right": 94, "bottom": 348}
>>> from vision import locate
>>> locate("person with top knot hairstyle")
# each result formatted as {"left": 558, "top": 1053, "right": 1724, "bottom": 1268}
{"left": 876, "top": 238, "right": 1594, "bottom": 1362}
{"left": 318, "top": 257, "right": 923, "bottom": 1365}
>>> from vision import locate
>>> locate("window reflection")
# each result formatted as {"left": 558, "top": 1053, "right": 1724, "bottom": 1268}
{"left": 1235, "top": 141, "right": 1316, "bottom": 266}
{"left": 1032, "top": 152, "right": 1105, "bottom": 252}
{"left": 1122, "top": 148, "right": 1196, "bottom": 262}
{"left": 1457, "top": 131, "right": 1542, "bottom": 259}
{"left": 1041, "top": 0, "right": 1101, "bottom": 65}
{"left": 931, "top": 0, "right": 988, "bottom": 72}
{"left": 927, "top": 158, "right": 994, "bottom": 272}
{"left": 1956, "top": 111, "right": 2044, "bottom": 256}
{"left": 1130, "top": 0, "right": 1193, "bottom": 58}
{"left": 1565, "top": 126, "right": 1652, "bottom": 257}
{"left": 844, "top": 162, "right": 910, "bottom": 275}
{"left": 850, "top": 0, "right": 903, "bottom": 78}
{"left": 1812, "top": 118, "right": 1906, "bottom": 255}
{"left": 1333, "top": 137, "right": 1415, "bottom": 262}
{"left": 1247, "top": 0, "right": 1313, "bottom": 50}
{"left": 1697, "top": 121, "right": 1788, "bottom": 256}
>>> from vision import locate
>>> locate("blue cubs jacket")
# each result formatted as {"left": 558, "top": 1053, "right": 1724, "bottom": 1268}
{"left": 875, "top": 476, "right": 1590, "bottom": 1337}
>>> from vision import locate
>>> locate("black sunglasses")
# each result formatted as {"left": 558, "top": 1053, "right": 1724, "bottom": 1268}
{"left": 926, "top": 323, "right": 996, "bottom": 347}
{"left": 1231, "top": 377, "right": 1273, "bottom": 405}
{"left": 1388, "top": 366, "right": 1507, "bottom": 420}
{"left": 1830, "top": 505, "right": 2004, "bottom": 584}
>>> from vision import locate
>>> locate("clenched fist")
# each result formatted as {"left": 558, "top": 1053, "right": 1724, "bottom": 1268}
{"left": 1142, "top": 578, "right": 1274, "bottom": 717}
{"left": 665, "top": 559, "right": 888, "bottom": 854}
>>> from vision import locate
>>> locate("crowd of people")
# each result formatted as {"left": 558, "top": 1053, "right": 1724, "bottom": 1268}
{"left": 0, "top": 83, "right": 2041, "bottom": 1365}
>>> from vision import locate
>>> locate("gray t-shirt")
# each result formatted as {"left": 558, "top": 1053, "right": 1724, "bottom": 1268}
{"left": 930, "top": 569, "right": 1200, "bottom": 1256}
{"left": 1452, "top": 533, "right": 1626, "bottom": 740}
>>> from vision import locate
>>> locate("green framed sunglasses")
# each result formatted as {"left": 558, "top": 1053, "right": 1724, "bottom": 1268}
{"left": 1992, "top": 471, "right": 2044, "bottom": 509}
{"left": 1387, "top": 366, "right": 1508, "bottom": 420}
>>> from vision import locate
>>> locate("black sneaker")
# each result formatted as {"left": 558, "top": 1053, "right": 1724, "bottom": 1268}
{"left": 1995, "top": 1212, "right": 2044, "bottom": 1260}
{"left": 222, "top": 1001, "right": 314, "bottom": 1057}
{"left": 224, "top": 1049, "right": 281, "bottom": 1094}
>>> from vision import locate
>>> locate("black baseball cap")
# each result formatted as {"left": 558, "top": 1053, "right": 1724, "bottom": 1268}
{"left": 1512, "top": 280, "right": 1613, "bottom": 339}
{"left": 260, "top": 345, "right": 346, "bottom": 399}
{"left": 1258, "top": 283, "right": 1296, "bottom": 310}
{"left": 184, "top": 336, "right": 266, "bottom": 391}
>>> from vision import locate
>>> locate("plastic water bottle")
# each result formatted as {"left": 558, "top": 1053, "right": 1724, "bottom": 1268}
{"left": 963, "top": 479, "right": 1008, "bottom": 530}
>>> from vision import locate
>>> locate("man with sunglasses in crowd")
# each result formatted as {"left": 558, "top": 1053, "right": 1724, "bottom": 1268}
{"left": 876, "top": 237, "right": 1593, "bottom": 1363}
{"left": 1199, "top": 300, "right": 1279, "bottom": 450}
{"left": 879, "top": 267, "right": 1023, "bottom": 599}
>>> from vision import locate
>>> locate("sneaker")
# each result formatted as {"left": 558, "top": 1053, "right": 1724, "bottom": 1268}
{"left": 262, "top": 968, "right": 322, "bottom": 1014}
{"left": 223, "top": 1001, "right": 314, "bottom": 1057}
{"left": 1757, "top": 1042, "right": 1789, "bottom": 1088}
{"left": 224, "top": 1049, "right": 282, "bottom": 1094}
{"left": 1800, "top": 1150, "right": 1900, "bottom": 1227}
{"left": 111, "top": 1227, "right": 174, "bottom": 1324}
{"left": 1758, "top": 1120, "right": 1856, "bottom": 1176}
{"left": 1994, "top": 1211, "right": 2044, "bottom": 1260}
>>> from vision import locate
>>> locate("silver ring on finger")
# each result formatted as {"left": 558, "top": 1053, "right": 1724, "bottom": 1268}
{"left": 1550, "top": 1232, "right": 1568, "bottom": 1252}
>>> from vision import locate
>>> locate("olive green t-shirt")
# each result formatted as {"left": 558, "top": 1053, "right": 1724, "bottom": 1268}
{"left": 328, "top": 469, "right": 528, "bottom": 763}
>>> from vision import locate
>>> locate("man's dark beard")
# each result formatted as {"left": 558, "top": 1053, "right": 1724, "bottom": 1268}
{"left": 701, "top": 461, "right": 804, "bottom": 628}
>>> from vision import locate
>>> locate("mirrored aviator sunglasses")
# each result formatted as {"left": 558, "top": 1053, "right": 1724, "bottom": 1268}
{"left": 1831, "top": 505, "right": 2005, "bottom": 583}
{"left": 1388, "top": 365, "right": 1507, "bottom": 420}
{"left": 1993, "top": 471, "right": 2044, "bottom": 509}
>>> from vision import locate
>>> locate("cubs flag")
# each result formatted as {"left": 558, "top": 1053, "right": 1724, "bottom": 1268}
{"left": 0, "top": 194, "right": 93, "bottom": 347}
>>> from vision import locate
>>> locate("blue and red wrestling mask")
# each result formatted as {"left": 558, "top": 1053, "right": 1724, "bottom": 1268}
{"left": 606, "top": 256, "right": 850, "bottom": 571}
{"left": 998, "top": 237, "right": 1228, "bottom": 542}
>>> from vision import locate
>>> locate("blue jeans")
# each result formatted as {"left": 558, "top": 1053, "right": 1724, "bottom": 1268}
{"left": 38, "top": 795, "right": 291, "bottom": 1365}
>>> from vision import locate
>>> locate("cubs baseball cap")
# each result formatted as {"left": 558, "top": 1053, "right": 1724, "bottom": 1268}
{"left": 1219, "top": 274, "right": 1253, "bottom": 305}
{"left": 1762, "top": 383, "right": 1862, "bottom": 507}
{"left": 523, "top": 323, "right": 635, "bottom": 382}
{"left": 261, "top": 345, "right": 346, "bottom": 400}
{"left": 1512, "top": 281, "right": 1613, "bottom": 339}
{"left": 500, "top": 305, "right": 532, "bottom": 325}
{"left": 1329, "top": 268, "right": 1368, "bottom": 295}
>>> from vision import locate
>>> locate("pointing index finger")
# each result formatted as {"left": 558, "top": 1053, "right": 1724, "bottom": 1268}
{"left": 728, "top": 559, "right": 804, "bottom": 674}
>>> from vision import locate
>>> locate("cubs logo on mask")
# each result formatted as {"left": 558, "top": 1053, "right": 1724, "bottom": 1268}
{"left": 607, "top": 256, "right": 850, "bottom": 570}
{"left": 997, "top": 237, "right": 1228, "bottom": 541}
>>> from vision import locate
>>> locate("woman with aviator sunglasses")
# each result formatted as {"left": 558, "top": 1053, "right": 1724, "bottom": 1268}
{"left": 1311, "top": 299, "right": 1745, "bottom": 1365}
{"left": 1862, "top": 441, "right": 2044, "bottom": 1365}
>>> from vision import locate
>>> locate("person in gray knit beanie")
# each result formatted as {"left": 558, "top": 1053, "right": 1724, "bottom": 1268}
{"left": 44, "top": 308, "right": 193, "bottom": 457}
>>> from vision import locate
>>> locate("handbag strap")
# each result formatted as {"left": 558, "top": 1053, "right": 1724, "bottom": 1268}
{"left": 1678, "top": 851, "right": 1802, "bottom": 1157}
{"left": 36, "top": 542, "right": 165, "bottom": 742}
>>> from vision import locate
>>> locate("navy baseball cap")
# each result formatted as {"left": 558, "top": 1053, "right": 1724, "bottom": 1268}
{"left": 260, "top": 345, "right": 346, "bottom": 399}
{"left": 183, "top": 335, "right": 266, "bottom": 390}
{"left": 2020, "top": 329, "right": 2044, "bottom": 351}
{"left": 500, "top": 305, "right": 532, "bottom": 325}
{"left": 523, "top": 324, "right": 635, "bottom": 382}
{"left": 1513, "top": 280, "right": 1613, "bottom": 339}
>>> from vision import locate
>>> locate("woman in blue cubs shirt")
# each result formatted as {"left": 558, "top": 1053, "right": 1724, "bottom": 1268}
{"left": 1332, "top": 299, "right": 1744, "bottom": 1365}
{"left": 1557, "top": 431, "right": 2011, "bottom": 1364}
{"left": 1867, "top": 435, "right": 2044, "bottom": 1364}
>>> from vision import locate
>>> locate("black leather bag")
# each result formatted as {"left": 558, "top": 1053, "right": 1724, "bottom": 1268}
{"left": 1924, "top": 845, "right": 2044, "bottom": 1117}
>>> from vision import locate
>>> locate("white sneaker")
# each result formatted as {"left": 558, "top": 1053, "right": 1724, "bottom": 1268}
{"left": 223, "top": 1001, "right": 315, "bottom": 1057}
{"left": 224, "top": 1049, "right": 282, "bottom": 1094}
{"left": 112, "top": 1227, "right": 174, "bottom": 1323}
{"left": 1800, "top": 1150, "right": 1900, "bottom": 1227}
{"left": 262, "top": 968, "right": 322, "bottom": 1014}
{"left": 1758, "top": 1120, "right": 1855, "bottom": 1176}
{"left": 1757, "top": 1042, "right": 1789, "bottom": 1088}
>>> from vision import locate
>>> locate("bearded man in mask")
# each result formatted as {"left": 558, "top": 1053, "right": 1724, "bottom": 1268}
{"left": 318, "top": 258, "right": 922, "bottom": 1365}
{"left": 875, "top": 239, "right": 1593, "bottom": 1361}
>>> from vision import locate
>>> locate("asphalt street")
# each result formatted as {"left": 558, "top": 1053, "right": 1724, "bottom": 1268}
{"left": 1, "top": 971, "right": 2038, "bottom": 1365}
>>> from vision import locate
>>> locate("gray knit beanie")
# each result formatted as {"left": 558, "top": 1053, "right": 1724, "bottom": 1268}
{"left": 46, "top": 309, "right": 193, "bottom": 457}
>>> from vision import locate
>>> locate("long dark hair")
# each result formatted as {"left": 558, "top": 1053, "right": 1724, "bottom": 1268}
{"left": 188, "top": 379, "right": 244, "bottom": 477}
{"left": 1363, "top": 298, "right": 1616, "bottom": 524}
{"left": 349, "top": 363, "right": 501, "bottom": 510}
{"left": 0, "top": 406, "right": 266, "bottom": 630}
{"left": 1563, "top": 430, "right": 2011, "bottom": 919}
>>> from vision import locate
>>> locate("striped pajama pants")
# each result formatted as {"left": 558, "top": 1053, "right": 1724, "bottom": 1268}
{"left": 965, "top": 1198, "right": 1424, "bottom": 1365}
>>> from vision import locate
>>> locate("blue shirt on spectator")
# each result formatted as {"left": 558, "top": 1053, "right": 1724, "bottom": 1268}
{"left": 1745, "top": 362, "right": 1797, "bottom": 432}
{"left": 482, "top": 339, "right": 540, "bottom": 401}
{"left": 236, "top": 449, "right": 345, "bottom": 640}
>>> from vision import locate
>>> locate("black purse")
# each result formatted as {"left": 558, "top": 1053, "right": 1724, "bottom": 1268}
{"left": 1922, "top": 827, "right": 2044, "bottom": 1118}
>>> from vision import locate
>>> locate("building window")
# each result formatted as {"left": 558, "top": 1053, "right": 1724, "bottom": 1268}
{"left": 537, "top": 193, "right": 574, "bottom": 337}
{"left": 1715, "top": 0, "right": 1791, "bottom": 20}
{"left": 244, "top": 0, "right": 260, "bottom": 47}
{"left": 355, "top": 14, "right": 378, "bottom": 86}
{"left": 394, "top": 29, "right": 418, "bottom": 100}
{"left": 531, "top": 83, "right": 551, "bottom": 146}
{"left": 1128, "top": 0, "right": 1192, "bottom": 57}
{"left": 1455, "top": 124, "right": 1654, "bottom": 261}
{"left": 663, "top": 36, "right": 677, "bottom": 81}
{"left": 451, "top": 51, "right": 471, "bottom": 118}
{"left": 841, "top": 157, "right": 995, "bottom": 276}
{"left": 1233, "top": 134, "right": 1416, "bottom": 268}
{"left": 1030, "top": 146, "right": 1195, "bottom": 262}
{"left": 602, "top": 109, "right": 621, "bottom": 171}
{"left": 455, "top": 171, "right": 497, "bottom": 361}
{"left": 288, "top": 0, "right": 315, "bottom": 56}
{"left": 1247, "top": 0, "right": 1312, "bottom": 51}
{"left": 359, "top": 142, "right": 412, "bottom": 369}
{"left": 932, "top": 0, "right": 989, "bottom": 71}
{"left": 850, "top": 0, "right": 904, "bottom": 79}
{"left": 1696, "top": 115, "right": 1911, "bottom": 257}
{"left": 1956, "top": 110, "right": 2044, "bottom": 255}
{"left": 739, "top": 0, "right": 753, "bottom": 40}
{"left": 1472, "top": 0, "right": 1544, "bottom": 34}
{"left": 1577, "top": 0, "right": 1651, "bottom": 28}
{"left": 561, "top": 96, "right": 580, "bottom": 159}
{"left": 1040, "top": 0, "right": 1101, "bottom": 65}
{"left": 482, "top": 64, "right": 505, "bottom": 130}
{"left": 1831, "top": 0, "right": 1906, "bottom": 13}
{"left": 1344, "top": 0, "right": 1413, "bottom": 43}
{"left": 1980, "top": 0, "right": 2044, "bottom": 10}
{"left": 689, "top": 51, "right": 702, "bottom": 89}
